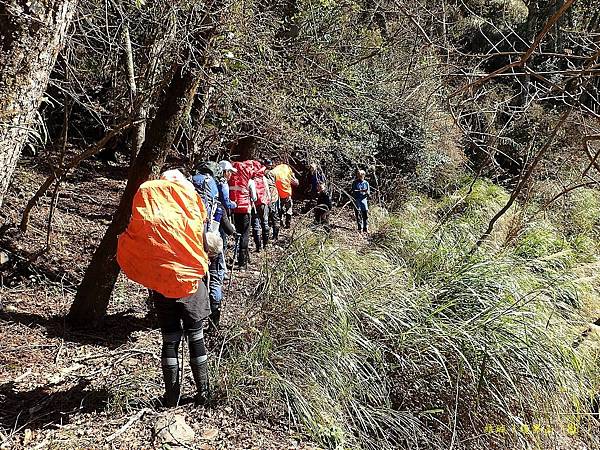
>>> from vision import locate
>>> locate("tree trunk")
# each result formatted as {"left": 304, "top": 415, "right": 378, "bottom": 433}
{"left": 0, "top": 0, "right": 78, "bottom": 209}
{"left": 122, "top": 24, "right": 144, "bottom": 163}
{"left": 67, "top": 66, "right": 200, "bottom": 325}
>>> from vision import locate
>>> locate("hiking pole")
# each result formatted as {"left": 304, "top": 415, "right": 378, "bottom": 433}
{"left": 178, "top": 333, "right": 185, "bottom": 407}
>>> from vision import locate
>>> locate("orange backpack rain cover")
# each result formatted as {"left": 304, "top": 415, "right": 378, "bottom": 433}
{"left": 117, "top": 179, "right": 209, "bottom": 299}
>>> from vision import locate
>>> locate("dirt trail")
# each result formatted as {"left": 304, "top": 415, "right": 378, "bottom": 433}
{"left": 0, "top": 158, "right": 323, "bottom": 449}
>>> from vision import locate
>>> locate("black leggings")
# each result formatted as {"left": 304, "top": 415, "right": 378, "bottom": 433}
{"left": 160, "top": 328, "right": 207, "bottom": 366}
{"left": 154, "top": 296, "right": 208, "bottom": 373}
{"left": 233, "top": 212, "right": 251, "bottom": 264}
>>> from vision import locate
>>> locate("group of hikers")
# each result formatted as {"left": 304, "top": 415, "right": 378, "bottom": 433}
{"left": 116, "top": 158, "right": 371, "bottom": 407}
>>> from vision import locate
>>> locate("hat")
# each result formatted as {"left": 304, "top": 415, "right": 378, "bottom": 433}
{"left": 219, "top": 160, "right": 237, "bottom": 173}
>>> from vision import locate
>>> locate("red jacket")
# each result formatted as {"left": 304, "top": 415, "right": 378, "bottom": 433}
{"left": 228, "top": 160, "right": 256, "bottom": 214}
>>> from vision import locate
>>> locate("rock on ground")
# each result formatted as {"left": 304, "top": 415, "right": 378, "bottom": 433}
{"left": 154, "top": 413, "right": 195, "bottom": 449}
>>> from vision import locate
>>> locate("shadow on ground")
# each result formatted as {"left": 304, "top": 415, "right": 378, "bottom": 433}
{"left": 0, "top": 309, "right": 157, "bottom": 349}
{"left": 0, "top": 378, "right": 109, "bottom": 432}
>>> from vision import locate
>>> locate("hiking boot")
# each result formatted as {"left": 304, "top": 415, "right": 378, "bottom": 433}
{"left": 195, "top": 389, "right": 211, "bottom": 407}
{"left": 236, "top": 251, "right": 246, "bottom": 267}
{"left": 252, "top": 230, "right": 261, "bottom": 252}
{"left": 161, "top": 364, "right": 180, "bottom": 407}
{"left": 207, "top": 308, "right": 221, "bottom": 332}
{"left": 235, "top": 259, "right": 248, "bottom": 271}
{"left": 190, "top": 359, "right": 210, "bottom": 407}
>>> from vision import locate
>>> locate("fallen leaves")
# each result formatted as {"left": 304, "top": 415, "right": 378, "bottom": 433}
{"left": 201, "top": 427, "right": 219, "bottom": 441}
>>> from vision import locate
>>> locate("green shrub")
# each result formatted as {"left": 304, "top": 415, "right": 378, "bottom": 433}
{"left": 513, "top": 219, "right": 569, "bottom": 259}
{"left": 217, "top": 216, "right": 599, "bottom": 449}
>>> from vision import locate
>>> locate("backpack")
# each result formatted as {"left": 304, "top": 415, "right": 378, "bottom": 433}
{"left": 192, "top": 172, "right": 219, "bottom": 228}
{"left": 196, "top": 161, "right": 223, "bottom": 180}
{"left": 117, "top": 179, "right": 209, "bottom": 298}
{"left": 265, "top": 173, "right": 279, "bottom": 202}
{"left": 229, "top": 160, "right": 258, "bottom": 213}
{"left": 250, "top": 161, "right": 270, "bottom": 206}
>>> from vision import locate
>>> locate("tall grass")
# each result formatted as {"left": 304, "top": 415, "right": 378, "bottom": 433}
{"left": 216, "top": 179, "right": 600, "bottom": 449}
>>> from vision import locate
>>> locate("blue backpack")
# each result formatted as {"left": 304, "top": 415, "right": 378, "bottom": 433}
{"left": 192, "top": 172, "right": 219, "bottom": 222}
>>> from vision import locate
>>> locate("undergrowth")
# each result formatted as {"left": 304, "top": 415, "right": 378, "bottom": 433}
{"left": 216, "top": 179, "right": 600, "bottom": 450}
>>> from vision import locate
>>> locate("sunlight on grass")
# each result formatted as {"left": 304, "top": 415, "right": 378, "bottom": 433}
{"left": 216, "top": 181, "right": 600, "bottom": 450}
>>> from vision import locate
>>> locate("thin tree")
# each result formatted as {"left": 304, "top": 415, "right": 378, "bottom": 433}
{"left": 68, "top": 0, "right": 225, "bottom": 325}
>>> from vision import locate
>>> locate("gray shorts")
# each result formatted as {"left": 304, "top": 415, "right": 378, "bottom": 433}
{"left": 153, "top": 280, "right": 211, "bottom": 331}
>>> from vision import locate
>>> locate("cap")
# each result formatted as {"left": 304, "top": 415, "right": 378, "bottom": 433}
{"left": 219, "top": 160, "right": 237, "bottom": 173}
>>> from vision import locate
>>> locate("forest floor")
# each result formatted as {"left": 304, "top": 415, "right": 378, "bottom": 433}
{"left": 2, "top": 156, "right": 598, "bottom": 449}
{"left": 0, "top": 156, "right": 328, "bottom": 449}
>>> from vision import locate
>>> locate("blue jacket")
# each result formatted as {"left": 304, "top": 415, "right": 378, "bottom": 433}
{"left": 217, "top": 180, "right": 237, "bottom": 211}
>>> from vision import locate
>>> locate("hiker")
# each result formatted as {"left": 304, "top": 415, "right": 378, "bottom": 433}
{"left": 250, "top": 160, "right": 271, "bottom": 251}
{"left": 217, "top": 160, "right": 238, "bottom": 214}
{"left": 212, "top": 160, "right": 237, "bottom": 280}
{"left": 192, "top": 162, "right": 220, "bottom": 230}
{"left": 217, "top": 160, "right": 238, "bottom": 272}
{"left": 117, "top": 169, "right": 214, "bottom": 407}
{"left": 314, "top": 182, "right": 332, "bottom": 231}
{"left": 228, "top": 160, "right": 257, "bottom": 268}
{"left": 264, "top": 159, "right": 280, "bottom": 241}
{"left": 193, "top": 161, "right": 235, "bottom": 239}
{"left": 192, "top": 163, "right": 234, "bottom": 331}
{"left": 308, "top": 162, "right": 326, "bottom": 199}
{"left": 271, "top": 161, "right": 299, "bottom": 229}
{"left": 352, "top": 169, "right": 370, "bottom": 233}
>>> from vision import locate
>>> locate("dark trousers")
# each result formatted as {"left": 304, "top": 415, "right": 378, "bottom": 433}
{"left": 251, "top": 204, "right": 270, "bottom": 251}
{"left": 155, "top": 299, "right": 207, "bottom": 366}
{"left": 233, "top": 212, "right": 251, "bottom": 265}
{"left": 280, "top": 197, "right": 293, "bottom": 228}
{"left": 153, "top": 284, "right": 209, "bottom": 404}
{"left": 355, "top": 209, "right": 368, "bottom": 231}
{"left": 314, "top": 207, "right": 330, "bottom": 230}
{"left": 269, "top": 199, "right": 280, "bottom": 240}
{"left": 208, "top": 252, "right": 225, "bottom": 312}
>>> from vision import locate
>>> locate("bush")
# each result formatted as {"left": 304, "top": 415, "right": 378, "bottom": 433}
{"left": 216, "top": 189, "right": 599, "bottom": 449}
{"left": 569, "top": 189, "right": 600, "bottom": 236}
{"left": 513, "top": 219, "right": 569, "bottom": 259}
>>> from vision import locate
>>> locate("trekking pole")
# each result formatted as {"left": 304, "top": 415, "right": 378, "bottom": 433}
{"left": 178, "top": 333, "right": 185, "bottom": 406}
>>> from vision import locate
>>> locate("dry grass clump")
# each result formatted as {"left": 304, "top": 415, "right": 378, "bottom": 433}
{"left": 217, "top": 181, "right": 600, "bottom": 450}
